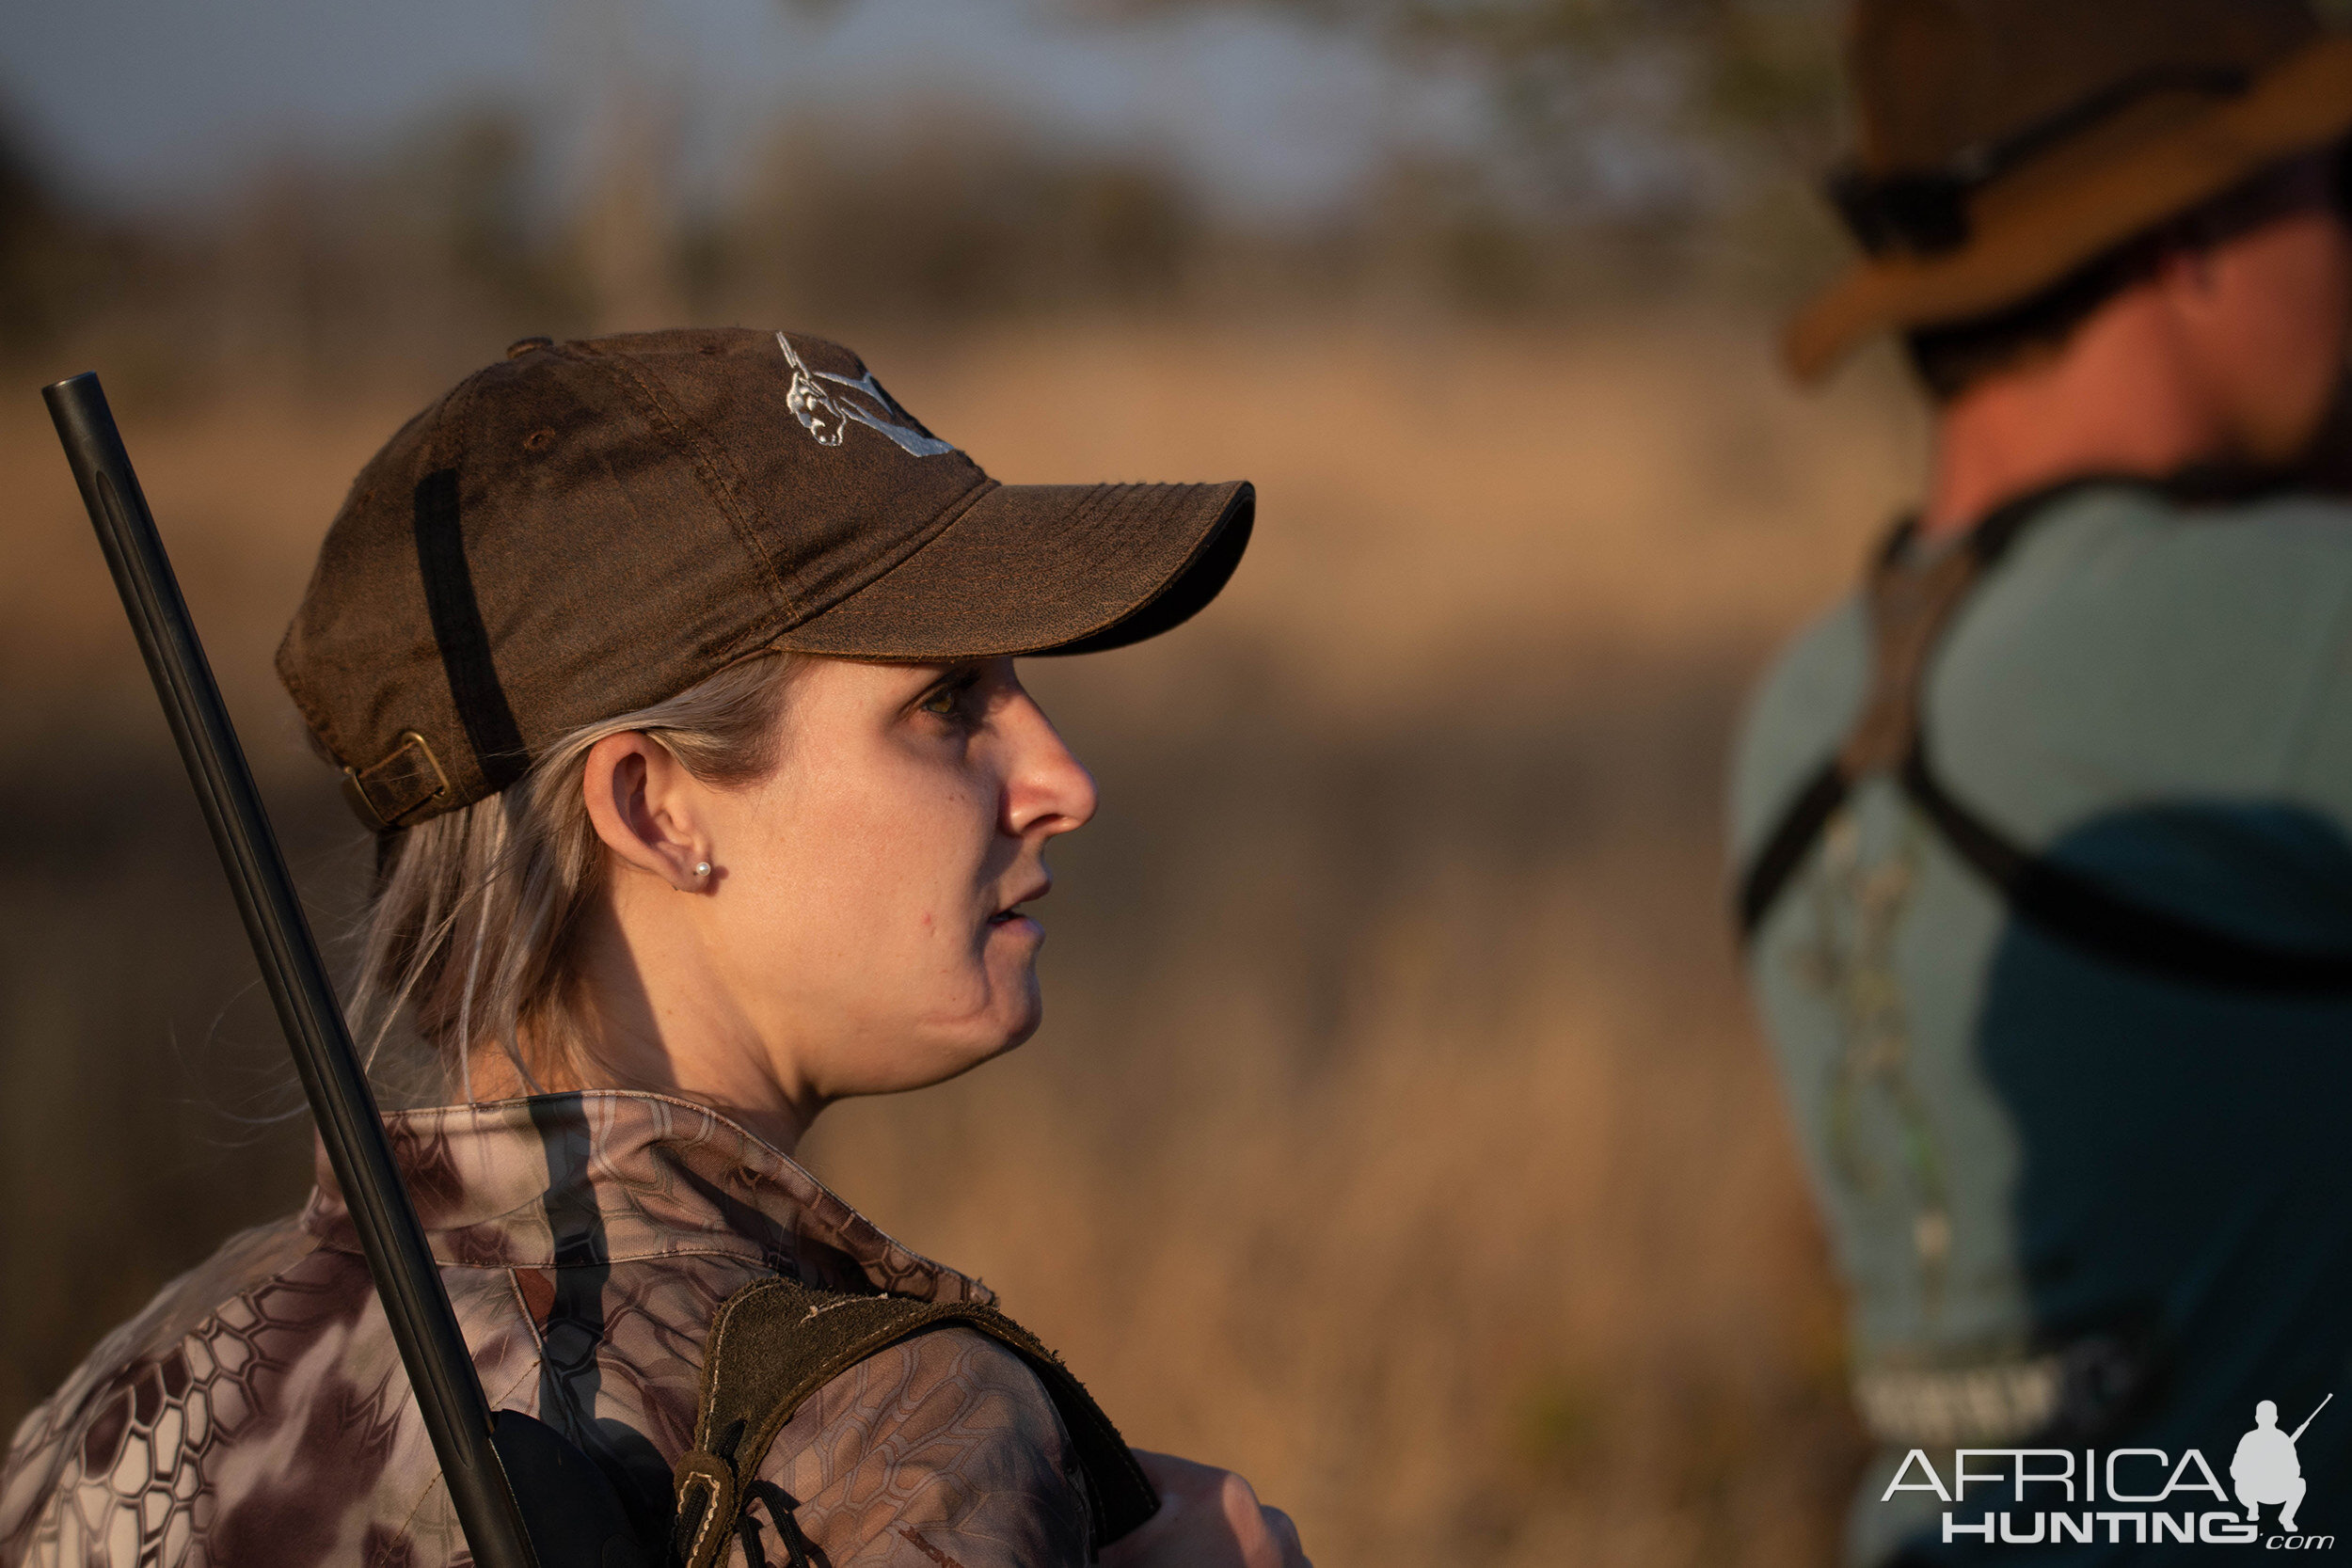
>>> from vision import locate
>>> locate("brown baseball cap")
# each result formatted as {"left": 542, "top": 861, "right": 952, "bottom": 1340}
{"left": 277, "top": 327, "right": 1254, "bottom": 829}
{"left": 1787, "top": 0, "right": 2352, "bottom": 381}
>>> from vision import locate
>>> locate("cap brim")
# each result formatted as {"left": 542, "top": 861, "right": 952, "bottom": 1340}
{"left": 773, "top": 479, "right": 1254, "bottom": 660}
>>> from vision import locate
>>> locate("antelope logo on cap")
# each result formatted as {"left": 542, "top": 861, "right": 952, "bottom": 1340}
{"left": 777, "top": 332, "right": 957, "bottom": 458}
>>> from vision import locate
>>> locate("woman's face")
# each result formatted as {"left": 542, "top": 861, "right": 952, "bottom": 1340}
{"left": 687, "top": 656, "right": 1097, "bottom": 1105}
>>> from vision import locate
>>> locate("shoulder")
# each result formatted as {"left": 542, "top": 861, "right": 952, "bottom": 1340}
{"left": 1950, "top": 485, "right": 2352, "bottom": 729}
{"left": 1985, "top": 483, "right": 2352, "bottom": 631}
{"left": 736, "top": 1324, "right": 1091, "bottom": 1568}
{"left": 1913, "top": 482, "right": 2352, "bottom": 833}
{"left": 1729, "top": 593, "right": 1868, "bottom": 863}
{"left": 0, "top": 1214, "right": 323, "bottom": 1562}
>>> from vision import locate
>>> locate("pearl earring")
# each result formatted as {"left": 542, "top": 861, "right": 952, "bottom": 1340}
{"left": 693, "top": 861, "right": 712, "bottom": 879}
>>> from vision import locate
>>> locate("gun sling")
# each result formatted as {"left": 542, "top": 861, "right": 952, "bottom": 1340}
{"left": 671, "top": 1278, "right": 1159, "bottom": 1568}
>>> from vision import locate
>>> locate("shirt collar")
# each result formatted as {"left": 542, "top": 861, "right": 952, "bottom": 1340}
{"left": 300, "top": 1089, "right": 991, "bottom": 1305}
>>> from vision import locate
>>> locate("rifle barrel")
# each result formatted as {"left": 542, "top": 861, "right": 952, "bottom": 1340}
{"left": 41, "top": 372, "right": 542, "bottom": 1568}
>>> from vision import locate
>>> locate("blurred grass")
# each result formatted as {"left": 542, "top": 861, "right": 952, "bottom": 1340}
{"left": 0, "top": 311, "right": 1922, "bottom": 1565}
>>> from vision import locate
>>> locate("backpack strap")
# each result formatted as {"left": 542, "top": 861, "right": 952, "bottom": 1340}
{"left": 1736, "top": 510, "right": 1986, "bottom": 934}
{"left": 1736, "top": 488, "right": 2029, "bottom": 937}
{"left": 1735, "top": 478, "right": 2352, "bottom": 991}
{"left": 668, "top": 1277, "right": 1159, "bottom": 1568}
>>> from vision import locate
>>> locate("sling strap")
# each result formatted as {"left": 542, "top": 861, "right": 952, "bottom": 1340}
{"left": 668, "top": 1277, "right": 1160, "bottom": 1568}
{"left": 1735, "top": 478, "right": 2352, "bottom": 992}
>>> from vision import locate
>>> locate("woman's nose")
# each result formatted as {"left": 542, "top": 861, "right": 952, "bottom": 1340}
{"left": 1004, "top": 698, "right": 1098, "bottom": 838}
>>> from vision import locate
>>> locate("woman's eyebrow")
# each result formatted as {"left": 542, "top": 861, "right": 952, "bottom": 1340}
{"left": 941, "top": 659, "right": 989, "bottom": 687}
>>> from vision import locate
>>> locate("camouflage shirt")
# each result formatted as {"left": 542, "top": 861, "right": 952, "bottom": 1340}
{"left": 0, "top": 1091, "right": 1095, "bottom": 1568}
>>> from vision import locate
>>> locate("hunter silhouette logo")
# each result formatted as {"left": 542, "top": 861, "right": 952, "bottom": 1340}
{"left": 776, "top": 332, "right": 957, "bottom": 458}
{"left": 2235, "top": 1396, "right": 2329, "bottom": 1535}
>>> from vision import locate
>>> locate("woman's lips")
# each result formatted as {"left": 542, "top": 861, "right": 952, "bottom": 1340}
{"left": 988, "top": 881, "right": 1050, "bottom": 926}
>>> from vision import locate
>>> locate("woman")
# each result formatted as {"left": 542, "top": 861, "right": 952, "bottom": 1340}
{"left": 0, "top": 329, "right": 1304, "bottom": 1568}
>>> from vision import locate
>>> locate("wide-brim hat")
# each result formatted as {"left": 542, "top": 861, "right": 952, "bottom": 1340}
{"left": 278, "top": 328, "right": 1253, "bottom": 829}
{"left": 1787, "top": 0, "right": 2352, "bottom": 383}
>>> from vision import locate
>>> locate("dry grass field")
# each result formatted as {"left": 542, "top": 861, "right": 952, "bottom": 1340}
{"left": 0, "top": 312, "right": 1925, "bottom": 1565}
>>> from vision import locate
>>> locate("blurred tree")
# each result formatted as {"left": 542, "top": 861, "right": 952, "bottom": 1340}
{"left": 392, "top": 107, "right": 596, "bottom": 341}
{"left": 188, "top": 107, "right": 596, "bottom": 387}
{"left": 1083, "top": 0, "right": 1847, "bottom": 226}
{"left": 0, "top": 103, "right": 110, "bottom": 357}
{"left": 718, "top": 106, "right": 1202, "bottom": 325}
{"left": 575, "top": 93, "right": 687, "bottom": 333}
{"left": 421, "top": 112, "right": 578, "bottom": 321}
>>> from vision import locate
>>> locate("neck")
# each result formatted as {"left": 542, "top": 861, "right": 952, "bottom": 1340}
{"left": 1922, "top": 293, "right": 2232, "bottom": 541}
{"left": 464, "top": 896, "right": 823, "bottom": 1157}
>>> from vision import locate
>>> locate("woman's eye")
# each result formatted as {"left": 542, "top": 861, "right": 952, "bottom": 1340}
{"left": 917, "top": 674, "right": 984, "bottom": 724}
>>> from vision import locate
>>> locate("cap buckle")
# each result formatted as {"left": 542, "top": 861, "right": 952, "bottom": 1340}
{"left": 342, "top": 730, "right": 452, "bottom": 830}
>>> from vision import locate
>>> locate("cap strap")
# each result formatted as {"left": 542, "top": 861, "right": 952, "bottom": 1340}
{"left": 413, "top": 468, "right": 529, "bottom": 793}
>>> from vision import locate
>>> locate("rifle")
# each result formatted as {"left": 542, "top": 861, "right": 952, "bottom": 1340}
{"left": 2293, "top": 1394, "right": 2334, "bottom": 1444}
{"left": 42, "top": 372, "right": 653, "bottom": 1568}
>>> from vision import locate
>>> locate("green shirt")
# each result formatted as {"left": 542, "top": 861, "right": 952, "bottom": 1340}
{"left": 1732, "top": 482, "right": 2352, "bottom": 1563}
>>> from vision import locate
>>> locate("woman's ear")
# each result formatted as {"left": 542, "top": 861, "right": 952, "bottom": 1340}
{"left": 580, "top": 733, "right": 710, "bottom": 891}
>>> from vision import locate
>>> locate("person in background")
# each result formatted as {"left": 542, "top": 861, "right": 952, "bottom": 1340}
{"left": 1731, "top": 1, "right": 2352, "bottom": 1561}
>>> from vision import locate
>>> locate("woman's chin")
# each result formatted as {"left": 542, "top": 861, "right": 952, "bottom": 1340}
{"left": 978, "top": 972, "right": 1046, "bottom": 1058}
{"left": 994, "top": 1005, "right": 1043, "bottom": 1054}
{"left": 979, "top": 970, "right": 1045, "bottom": 1053}
{"left": 890, "top": 978, "right": 1042, "bottom": 1088}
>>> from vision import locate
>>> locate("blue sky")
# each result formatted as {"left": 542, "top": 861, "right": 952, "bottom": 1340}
{"left": 0, "top": 0, "right": 1481, "bottom": 216}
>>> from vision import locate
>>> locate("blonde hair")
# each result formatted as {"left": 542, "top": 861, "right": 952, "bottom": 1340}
{"left": 348, "top": 653, "right": 800, "bottom": 1099}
